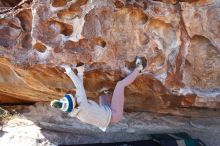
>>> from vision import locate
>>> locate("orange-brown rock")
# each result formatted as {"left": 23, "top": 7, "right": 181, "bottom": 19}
{"left": 0, "top": 0, "right": 219, "bottom": 115}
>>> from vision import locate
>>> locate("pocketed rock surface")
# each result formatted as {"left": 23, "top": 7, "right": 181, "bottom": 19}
{"left": 0, "top": 0, "right": 220, "bottom": 115}
{"left": 0, "top": 1, "right": 220, "bottom": 145}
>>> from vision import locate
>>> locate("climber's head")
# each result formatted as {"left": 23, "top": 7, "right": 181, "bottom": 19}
{"left": 50, "top": 94, "right": 76, "bottom": 112}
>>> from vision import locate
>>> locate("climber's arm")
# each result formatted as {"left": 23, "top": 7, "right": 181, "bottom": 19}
{"left": 60, "top": 65, "right": 88, "bottom": 104}
{"left": 76, "top": 65, "right": 85, "bottom": 83}
{"left": 61, "top": 64, "right": 81, "bottom": 87}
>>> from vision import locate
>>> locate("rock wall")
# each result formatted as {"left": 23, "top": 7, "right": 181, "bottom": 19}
{"left": 0, "top": 0, "right": 220, "bottom": 115}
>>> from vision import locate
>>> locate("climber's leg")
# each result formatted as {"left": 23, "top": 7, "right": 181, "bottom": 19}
{"left": 110, "top": 68, "right": 139, "bottom": 123}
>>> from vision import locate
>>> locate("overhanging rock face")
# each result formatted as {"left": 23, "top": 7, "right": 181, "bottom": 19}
{"left": 0, "top": 0, "right": 219, "bottom": 115}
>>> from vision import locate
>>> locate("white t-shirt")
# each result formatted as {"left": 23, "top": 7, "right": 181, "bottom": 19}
{"left": 66, "top": 70, "right": 111, "bottom": 131}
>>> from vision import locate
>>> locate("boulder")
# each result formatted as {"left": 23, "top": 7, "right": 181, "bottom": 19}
{"left": 0, "top": 0, "right": 219, "bottom": 115}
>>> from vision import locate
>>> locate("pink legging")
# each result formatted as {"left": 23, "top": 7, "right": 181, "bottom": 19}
{"left": 110, "top": 68, "right": 139, "bottom": 124}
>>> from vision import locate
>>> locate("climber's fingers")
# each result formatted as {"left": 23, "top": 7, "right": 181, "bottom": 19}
{"left": 76, "top": 63, "right": 89, "bottom": 73}
{"left": 60, "top": 64, "right": 72, "bottom": 74}
{"left": 76, "top": 65, "right": 85, "bottom": 73}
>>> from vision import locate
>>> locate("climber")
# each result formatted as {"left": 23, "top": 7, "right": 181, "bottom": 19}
{"left": 50, "top": 57, "right": 146, "bottom": 131}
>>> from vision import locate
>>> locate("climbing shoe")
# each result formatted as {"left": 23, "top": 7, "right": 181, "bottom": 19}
{"left": 135, "top": 56, "right": 147, "bottom": 72}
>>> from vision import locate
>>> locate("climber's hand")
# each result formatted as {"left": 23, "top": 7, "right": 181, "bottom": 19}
{"left": 76, "top": 65, "right": 85, "bottom": 73}
{"left": 60, "top": 64, "right": 72, "bottom": 74}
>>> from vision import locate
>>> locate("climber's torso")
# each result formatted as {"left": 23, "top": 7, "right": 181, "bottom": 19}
{"left": 69, "top": 95, "right": 112, "bottom": 131}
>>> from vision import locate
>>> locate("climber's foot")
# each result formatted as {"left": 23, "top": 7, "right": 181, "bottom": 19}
{"left": 135, "top": 56, "right": 147, "bottom": 73}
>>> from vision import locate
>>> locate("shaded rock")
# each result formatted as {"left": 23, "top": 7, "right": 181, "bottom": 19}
{"left": 0, "top": 0, "right": 23, "bottom": 7}
{"left": 1, "top": 103, "right": 220, "bottom": 146}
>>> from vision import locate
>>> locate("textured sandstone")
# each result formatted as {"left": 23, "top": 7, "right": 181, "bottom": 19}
{"left": 181, "top": 0, "right": 220, "bottom": 51}
{"left": 0, "top": 0, "right": 219, "bottom": 116}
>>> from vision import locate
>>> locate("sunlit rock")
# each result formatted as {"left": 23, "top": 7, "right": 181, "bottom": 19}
{"left": 0, "top": 0, "right": 219, "bottom": 116}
